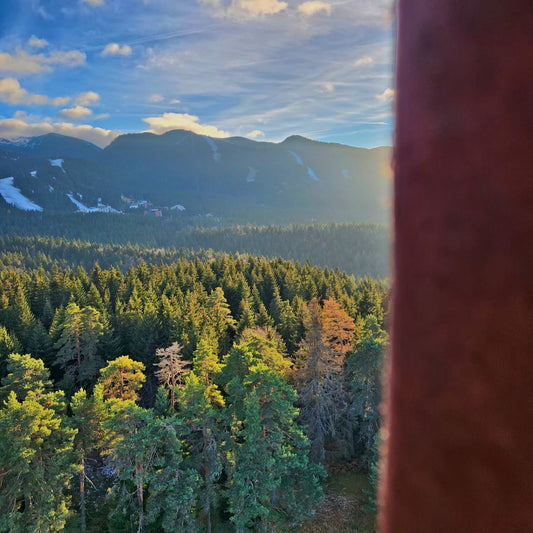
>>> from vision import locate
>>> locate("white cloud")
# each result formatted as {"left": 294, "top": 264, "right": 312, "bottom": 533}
{"left": 94, "top": 113, "right": 110, "bottom": 120}
{"left": 199, "top": 0, "right": 288, "bottom": 19}
{"left": 318, "top": 82, "right": 335, "bottom": 93}
{"left": 82, "top": 0, "right": 104, "bottom": 5}
{"left": 354, "top": 56, "right": 374, "bottom": 67}
{"left": 170, "top": 99, "right": 181, "bottom": 104}
{"left": 0, "top": 117, "right": 120, "bottom": 148}
{"left": 0, "top": 49, "right": 86, "bottom": 74}
{"left": 0, "top": 78, "right": 47, "bottom": 105}
{"left": 0, "top": 78, "right": 70, "bottom": 107}
{"left": 247, "top": 129, "right": 264, "bottom": 138}
{"left": 297, "top": 1, "right": 332, "bottom": 16}
{"left": 102, "top": 43, "right": 132, "bottom": 56}
{"left": 75, "top": 91, "right": 100, "bottom": 106}
{"left": 28, "top": 36, "right": 48, "bottom": 49}
{"left": 377, "top": 87, "right": 395, "bottom": 102}
{"left": 52, "top": 96, "right": 71, "bottom": 106}
{"left": 60, "top": 106, "right": 93, "bottom": 120}
{"left": 149, "top": 93, "right": 164, "bottom": 103}
{"left": 142, "top": 112, "right": 230, "bottom": 137}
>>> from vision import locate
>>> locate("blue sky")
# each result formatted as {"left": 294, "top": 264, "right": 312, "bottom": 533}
{"left": 0, "top": 0, "right": 394, "bottom": 148}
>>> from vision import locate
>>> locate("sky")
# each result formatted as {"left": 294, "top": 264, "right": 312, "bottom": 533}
{"left": 0, "top": 0, "right": 394, "bottom": 148}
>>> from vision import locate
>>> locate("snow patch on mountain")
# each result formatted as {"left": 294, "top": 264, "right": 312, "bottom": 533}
{"left": 288, "top": 151, "right": 303, "bottom": 166}
{"left": 202, "top": 136, "right": 220, "bottom": 162}
{"left": 49, "top": 159, "right": 65, "bottom": 173}
{"left": 67, "top": 193, "right": 120, "bottom": 213}
{"left": 30, "top": 170, "right": 37, "bottom": 178}
{"left": 0, "top": 177, "right": 43, "bottom": 211}
{"left": 67, "top": 193, "right": 88, "bottom": 211}
{"left": 307, "top": 167, "right": 319, "bottom": 182}
{"left": 246, "top": 167, "right": 257, "bottom": 183}
{"left": 0, "top": 137, "right": 32, "bottom": 147}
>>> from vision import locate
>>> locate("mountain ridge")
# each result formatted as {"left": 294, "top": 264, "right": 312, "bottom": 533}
{"left": 0, "top": 129, "right": 391, "bottom": 225}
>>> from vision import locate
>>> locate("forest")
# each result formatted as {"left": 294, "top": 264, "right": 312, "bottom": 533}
{"left": 0, "top": 214, "right": 389, "bottom": 278}
{"left": 0, "top": 240, "right": 388, "bottom": 532}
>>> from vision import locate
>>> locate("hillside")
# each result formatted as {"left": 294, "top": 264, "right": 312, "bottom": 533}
{"left": 0, "top": 223, "right": 389, "bottom": 278}
{"left": 0, "top": 131, "right": 391, "bottom": 224}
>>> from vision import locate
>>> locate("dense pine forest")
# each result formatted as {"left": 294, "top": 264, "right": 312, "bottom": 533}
{"left": 0, "top": 213, "right": 389, "bottom": 278}
{"left": 0, "top": 245, "right": 387, "bottom": 532}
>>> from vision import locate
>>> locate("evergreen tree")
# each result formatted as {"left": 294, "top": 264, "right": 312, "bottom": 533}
{"left": 224, "top": 360, "right": 323, "bottom": 532}
{"left": 70, "top": 386, "right": 107, "bottom": 533}
{"left": 0, "top": 354, "right": 78, "bottom": 532}
{"left": 53, "top": 302, "right": 104, "bottom": 390}
{"left": 98, "top": 356, "right": 146, "bottom": 402}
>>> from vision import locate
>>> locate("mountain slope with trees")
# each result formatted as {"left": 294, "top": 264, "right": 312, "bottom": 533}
{"left": 0, "top": 131, "right": 390, "bottom": 224}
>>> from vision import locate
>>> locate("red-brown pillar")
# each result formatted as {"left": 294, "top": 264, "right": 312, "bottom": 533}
{"left": 381, "top": 1, "right": 533, "bottom": 531}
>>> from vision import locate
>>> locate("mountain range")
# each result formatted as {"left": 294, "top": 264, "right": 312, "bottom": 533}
{"left": 0, "top": 131, "right": 391, "bottom": 224}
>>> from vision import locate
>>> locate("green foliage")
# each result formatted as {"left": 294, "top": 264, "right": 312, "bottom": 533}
{"left": 0, "top": 354, "right": 78, "bottom": 533}
{"left": 53, "top": 302, "right": 104, "bottom": 391}
{"left": 0, "top": 241, "right": 389, "bottom": 530}
{"left": 348, "top": 315, "right": 388, "bottom": 468}
{"left": 98, "top": 356, "right": 146, "bottom": 402}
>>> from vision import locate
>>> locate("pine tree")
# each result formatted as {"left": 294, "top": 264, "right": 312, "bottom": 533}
{"left": 0, "top": 354, "right": 78, "bottom": 532}
{"left": 98, "top": 356, "right": 146, "bottom": 402}
{"left": 53, "top": 302, "right": 104, "bottom": 390}
{"left": 295, "top": 299, "right": 347, "bottom": 462}
{"left": 70, "top": 386, "right": 107, "bottom": 533}
{"left": 224, "top": 360, "right": 323, "bottom": 532}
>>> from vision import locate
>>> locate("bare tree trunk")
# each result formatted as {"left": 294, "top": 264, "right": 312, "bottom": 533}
{"left": 80, "top": 457, "right": 86, "bottom": 533}
{"left": 136, "top": 463, "right": 144, "bottom": 533}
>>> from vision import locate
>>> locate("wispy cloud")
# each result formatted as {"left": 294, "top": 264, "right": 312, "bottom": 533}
{"left": 376, "top": 87, "right": 395, "bottom": 102}
{"left": 198, "top": 0, "right": 288, "bottom": 19}
{"left": 28, "top": 36, "right": 48, "bottom": 49}
{"left": 102, "top": 43, "right": 132, "bottom": 56}
{"left": 0, "top": 49, "right": 86, "bottom": 74}
{"left": 142, "top": 112, "right": 230, "bottom": 137}
{"left": 149, "top": 94, "right": 165, "bottom": 103}
{"left": 246, "top": 129, "right": 264, "bottom": 138}
{"left": 82, "top": 0, "right": 104, "bottom": 5}
{"left": 354, "top": 56, "right": 374, "bottom": 67}
{"left": 297, "top": 1, "right": 332, "bottom": 17}
{"left": 75, "top": 92, "right": 100, "bottom": 106}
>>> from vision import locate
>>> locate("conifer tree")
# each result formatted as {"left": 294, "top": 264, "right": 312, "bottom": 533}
{"left": 53, "top": 302, "right": 104, "bottom": 390}
{"left": 0, "top": 354, "right": 78, "bottom": 532}
{"left": 98, "top": 356, "right": 146, "bottom": 402}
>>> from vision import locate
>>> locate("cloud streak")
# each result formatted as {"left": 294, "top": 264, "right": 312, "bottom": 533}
{"left": 297, "top": 1, "right": 332, "bottom": 17}
{"left": 199, "top": 0, "right": 288, "bottom": 19}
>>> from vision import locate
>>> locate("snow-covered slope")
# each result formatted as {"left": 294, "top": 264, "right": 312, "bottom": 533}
{"left": 0, "top": 177, "right": 43, "bottom": 211}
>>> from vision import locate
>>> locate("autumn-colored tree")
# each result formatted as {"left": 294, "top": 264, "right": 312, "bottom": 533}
{"left": 294, "top": 298, "right": 354, "bottom": 462}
